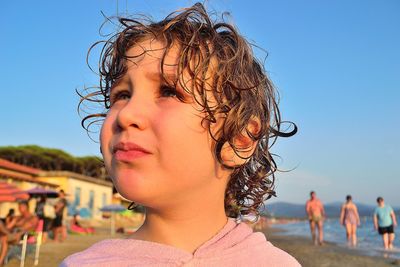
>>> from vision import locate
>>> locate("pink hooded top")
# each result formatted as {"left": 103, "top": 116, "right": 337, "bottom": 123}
{"left": 60, "top": 218, "right": 300, "bottom": 267}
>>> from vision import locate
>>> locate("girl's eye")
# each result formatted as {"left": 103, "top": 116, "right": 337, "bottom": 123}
{"left": 110, "top": 90, "right": 131, "bottom": 105}
{"left": 160, "top": 85, "right": 178, "bottom": 98}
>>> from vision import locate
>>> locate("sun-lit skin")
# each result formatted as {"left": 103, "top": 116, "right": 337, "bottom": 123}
{"left": 100, "top": 38, "right": 240, "bottom": 252}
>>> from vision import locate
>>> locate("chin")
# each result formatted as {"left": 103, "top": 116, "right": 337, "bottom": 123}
{"left": 115, "top": 185, "right": 144, "bottom": 203}
{"left": 114, "top": 178, "right": 150, "bottom": 203}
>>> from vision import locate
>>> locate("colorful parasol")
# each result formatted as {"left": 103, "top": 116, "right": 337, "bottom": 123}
{"left": 99, "top": 204, "right": 126, "bottom": 212}
{"left": 0, "top": 182, "right": 30, "bottom": 202}
{"left": 24, "top": 187, "right": 59, "bottom": 198}
{"left": 100, "top": 204, "right": 126, "bottom": 235}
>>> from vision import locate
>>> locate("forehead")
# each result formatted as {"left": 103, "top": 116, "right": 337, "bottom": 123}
{"left": 123, "top": 37, "right": 218, "bottom": 79}
{"left": 125, "top": 38, "right": 179, "bottom": 74}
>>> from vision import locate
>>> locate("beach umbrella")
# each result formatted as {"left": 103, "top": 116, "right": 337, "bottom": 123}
{"left": 0, "top": 182, "right": 30, "bottom": 202}
{"left": 100, "top": 204, "right": 126, "bottom": 235}
{"left": 78, "top": 207, "right": 91, "bottom": 218}
{"left": 99, "top": 204, "right": 126, "bottom": 212}
{"left": 24, "top": 187, "right": 59, "bottom": 198}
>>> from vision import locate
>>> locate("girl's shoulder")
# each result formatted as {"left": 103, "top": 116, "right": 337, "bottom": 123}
{"left": 60, "top": 239, "right": 124, "bottom": 266}
{"left": 193, "top": 220, "right": 300, "bottom": 266}
{"left": 60, "top": 238, "right": 192, "bottom": 266}
{"left": 223, "top": 232, "right": 300, "bottom": 266}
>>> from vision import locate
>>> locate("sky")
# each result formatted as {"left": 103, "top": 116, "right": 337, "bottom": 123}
{"left": 1, "top": 0, "right": 399, "bottom": 206}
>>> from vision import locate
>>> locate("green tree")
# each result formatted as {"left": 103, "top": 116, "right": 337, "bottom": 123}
{"left": 0, "top": 145, "right": 106, "bottom": 179}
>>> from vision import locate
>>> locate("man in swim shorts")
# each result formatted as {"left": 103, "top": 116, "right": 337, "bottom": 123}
{"left": 306, "top": 191, "right": 325, "bottom": 245}
{"left": 374, "top": 197, "right": 397, "bottom": 250}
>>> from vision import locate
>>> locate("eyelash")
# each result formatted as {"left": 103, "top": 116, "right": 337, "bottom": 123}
{"left": 160, "top": 85, "right": 179, "bottom": 98}
{"left": 109, "top": 85, "right": 181, "bottom": 107}
{"left": 109, "top": 90, "right": 130, "bottom": 106}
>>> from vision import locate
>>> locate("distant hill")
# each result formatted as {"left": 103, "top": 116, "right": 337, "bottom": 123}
{"left": 262, "top": 202, "right": 305, "bottom": 218}
{"left": 262, "top": 201, "right": 399, "bottom": 218}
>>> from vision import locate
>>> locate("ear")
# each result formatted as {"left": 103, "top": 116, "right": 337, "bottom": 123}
{"left": 220, "top": 116, "right": 261, "bottom": 167}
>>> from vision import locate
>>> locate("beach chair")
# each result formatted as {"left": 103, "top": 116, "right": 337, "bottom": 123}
{"left": 5, "top": 219, "right": 44, "bottom": 267}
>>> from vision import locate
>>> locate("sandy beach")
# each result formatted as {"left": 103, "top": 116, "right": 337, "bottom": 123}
{"left": 5, "top": 229, "right": 111, "bottom": 267}
{"left": 262, "top": 227, "right": 400, "bottom": 267}
{"left": 5, "top": 224, "right": 400, "bottom": 267}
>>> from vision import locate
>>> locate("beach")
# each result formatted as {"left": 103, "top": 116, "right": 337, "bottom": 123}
{"left": 4, "top": 224, "right": 399, "bottom": 267}
{"left": 262, "top": 226, "right": 400, "bottom": 267}
{"left": 5, "top": 229, "right": 110, "bottom": 267}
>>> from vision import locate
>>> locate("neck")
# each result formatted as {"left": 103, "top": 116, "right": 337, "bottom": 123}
{"left": 131, "top": 195, "right": 228, "bottom": 253}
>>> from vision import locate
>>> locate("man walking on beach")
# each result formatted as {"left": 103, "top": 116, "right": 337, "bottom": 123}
{"left": 306, "top": 191, "right": 325, "bottom": 245}
{"left": 374, "top": 197, "right": 397, "bottom": 250}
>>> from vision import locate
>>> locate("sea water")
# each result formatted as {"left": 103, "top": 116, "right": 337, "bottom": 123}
{"left": 272, "top": 217, "right": 400, "bottom": 259}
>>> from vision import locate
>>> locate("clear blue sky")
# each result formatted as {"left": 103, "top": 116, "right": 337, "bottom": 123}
{"left": 1, "top": 0, "right": 399, "bottom": 206}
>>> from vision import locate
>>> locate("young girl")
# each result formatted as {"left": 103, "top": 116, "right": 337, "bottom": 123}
{"left": 62, "top": 3, "right": 298, "bottom": 266}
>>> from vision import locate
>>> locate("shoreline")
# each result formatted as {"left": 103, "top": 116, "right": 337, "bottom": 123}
{"left": 262, "top": 225, "right": 400, "bottom": 267}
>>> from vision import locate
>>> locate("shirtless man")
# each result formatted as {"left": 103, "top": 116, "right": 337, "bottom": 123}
{"left": 0, "top": 201, "right": 39, "bottom": 265}
{"left": 306, "top": 191, "right": 325, "bottom": 245}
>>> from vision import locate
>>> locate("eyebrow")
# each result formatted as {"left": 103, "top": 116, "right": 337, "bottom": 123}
{"left": 110, "top": 75, "right": 129, "bottom": 92}
{"left": 145, "top": 71, "right": 178, "bottom": 83}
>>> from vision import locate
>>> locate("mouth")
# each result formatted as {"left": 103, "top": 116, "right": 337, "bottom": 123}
{"left": 112, "top": 141, "right": 151, "bottom": 162}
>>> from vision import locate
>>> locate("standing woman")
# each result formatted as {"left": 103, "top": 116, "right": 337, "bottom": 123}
{"left": 340, "top": 195, "right": 360, "bottom": 246}
{"left": 35, "top": 196, "right": 52, "bottom": 242}
{"left": 53, "top": 190, "right": 67, "bottom": 242}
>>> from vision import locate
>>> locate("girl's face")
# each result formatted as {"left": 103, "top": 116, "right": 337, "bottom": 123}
{"left": 100, "top": 39, "right": 229, "bottom": 208}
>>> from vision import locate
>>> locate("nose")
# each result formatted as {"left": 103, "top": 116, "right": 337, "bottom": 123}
{"left": 115, "top": 93, "right": 150, "bottom": 131}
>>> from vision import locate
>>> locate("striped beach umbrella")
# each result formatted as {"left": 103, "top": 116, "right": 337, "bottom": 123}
{"left": 0, "top": 182, "right": 30, "bottom": 202}
{"left": 100, "top": 204, "right": 126, "bottom": 236}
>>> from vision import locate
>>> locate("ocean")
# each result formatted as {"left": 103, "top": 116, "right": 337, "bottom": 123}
{"left": 272, "top": 217, "right": 400, "bottom": 259}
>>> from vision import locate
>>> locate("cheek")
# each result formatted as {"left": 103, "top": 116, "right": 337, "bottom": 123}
{"left": 155, "top": 110, "right": 215, "bottom": 172}
{"left": 100, "top": 114, "right": 115, "bottom": 164}
{"left": 157, "top": 108, "right": 206, "bottom": 147}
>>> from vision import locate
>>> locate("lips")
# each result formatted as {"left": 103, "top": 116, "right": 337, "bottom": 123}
{"left": 113, "top": 141, "right": 151, "bottom": 162}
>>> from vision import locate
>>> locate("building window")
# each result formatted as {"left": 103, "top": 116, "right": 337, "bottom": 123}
{"left": 89, "top": 190, "right": 95, "bottom": 210}
{"left": 74, "top": 187, "right": 81, "bottom": 206}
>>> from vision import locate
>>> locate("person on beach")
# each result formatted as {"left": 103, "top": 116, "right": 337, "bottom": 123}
{"left": 374, "top": 197, "right": 397, "bottom": 250}
{"left": 61, "top": 3, "right": 299, "bottom": 266}
{"left": 53, "top": 190, "right": 67, "bottom": 242}
{"left": 340, "top": 195, "right": 360, "bottom": 246}
{"left": 0, "top": 201, "right": 39, "bottom": 265}
{"left": 35, "top": 195, "right": 53, "bottom": 243}
{"left": 306, "top": 191, "right": 325, "bottom": 245}
{"left": 70, "top": 214, "right": 94, "bottom": 235}
{"left": 4, "top": 209, "right": 15, "bottom": 227}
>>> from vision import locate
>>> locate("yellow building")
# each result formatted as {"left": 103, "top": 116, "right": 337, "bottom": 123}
{"left": 0, "top": 158, "right": 114, "bottom": 220}
{"left": 0, "top": 158, "right": 58, "bottom": 217}
{"left": 37, "top": 171, "right": 113, "bottom": 220}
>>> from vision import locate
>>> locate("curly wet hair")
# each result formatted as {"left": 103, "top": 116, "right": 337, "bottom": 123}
{"left": 80, "top": 3, "right": 296, "bottom": 218}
